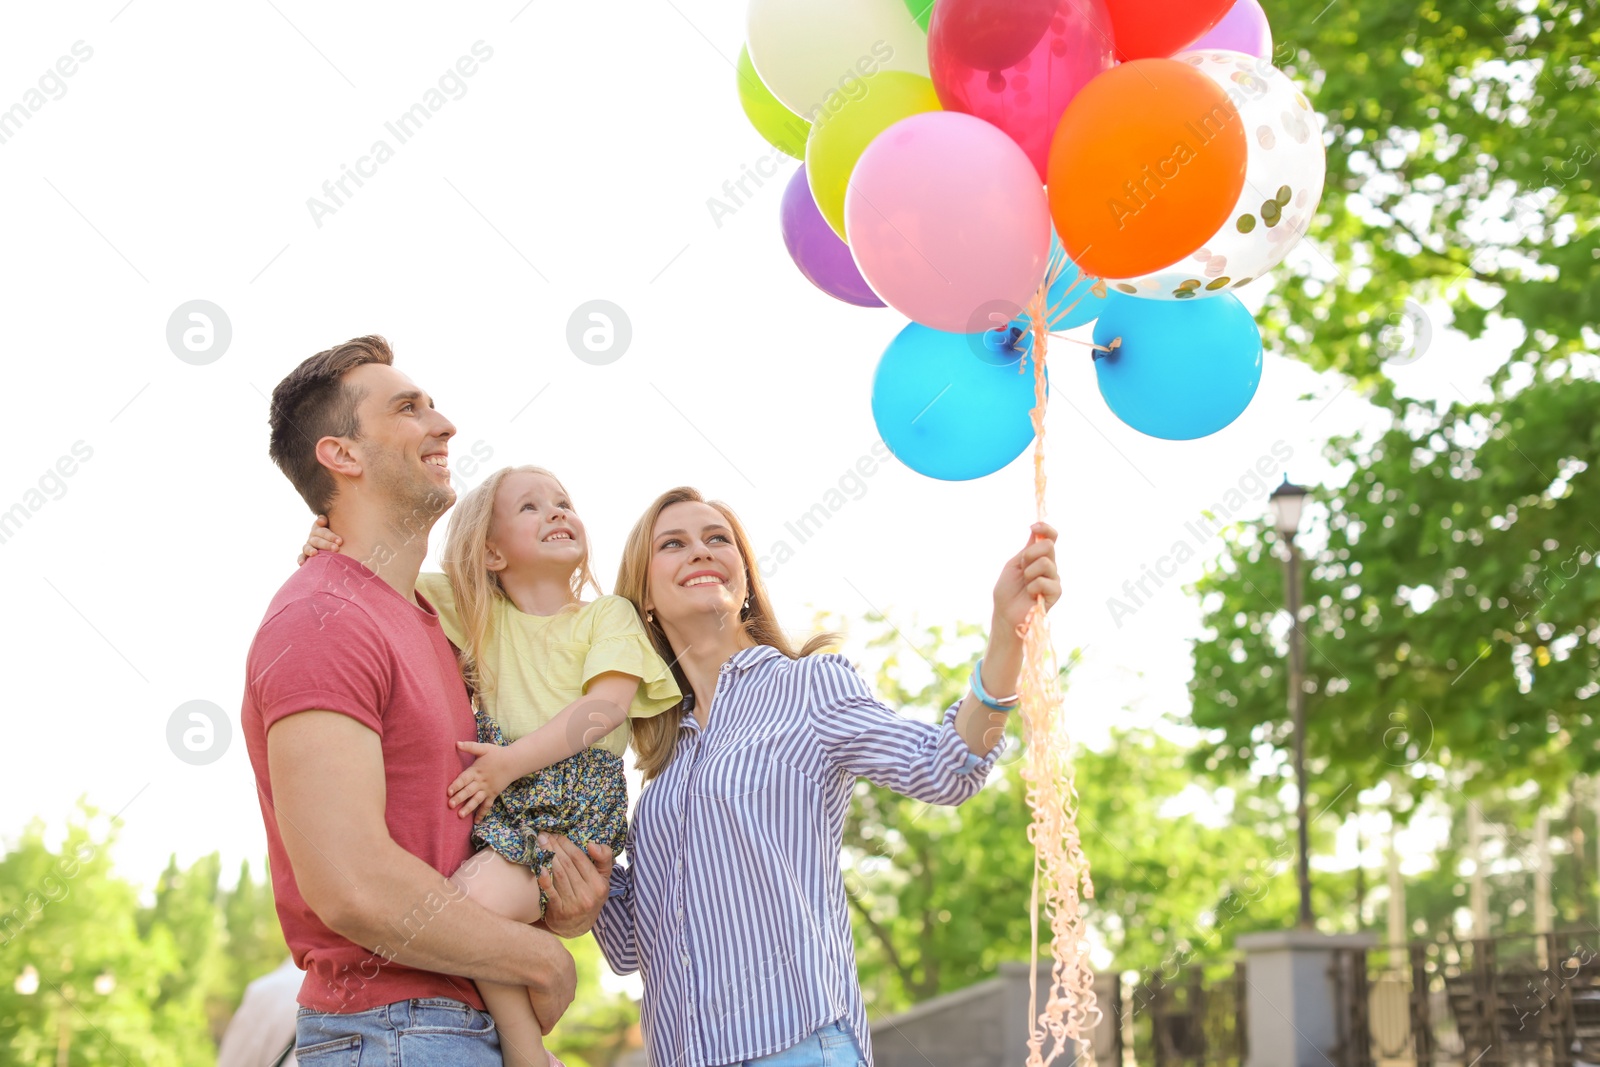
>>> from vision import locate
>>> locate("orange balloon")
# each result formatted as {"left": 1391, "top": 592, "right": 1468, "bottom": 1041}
{"left": 1047, "top": 59, "right": 1248, "bottom": 281}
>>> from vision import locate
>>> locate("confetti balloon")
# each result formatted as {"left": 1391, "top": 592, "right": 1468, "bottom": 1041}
{"left": 1104, "top": 51, "right": 1326, "bottom": 299}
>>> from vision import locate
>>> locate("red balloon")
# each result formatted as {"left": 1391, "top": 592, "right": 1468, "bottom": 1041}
{"left": 937, "top": 0, "right": 1057, "bottom": 72}
{"left": 930, "top": 0, "right": 1116, "bottom": 181}
{"left": 1105, "top": 0, "right": 1235, "bottom": 59}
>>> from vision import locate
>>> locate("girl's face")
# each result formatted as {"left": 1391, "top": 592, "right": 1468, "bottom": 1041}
{"left": 645, "top": 500, "right": 747, "bottom": 629}
{"left": 486, "top": 470, "right": 587, "bottom": 576}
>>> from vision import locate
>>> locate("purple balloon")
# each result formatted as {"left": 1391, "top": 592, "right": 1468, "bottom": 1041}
{"left": 779, "top": 165, "right": 885, "bottom": 308}
{"left": 1186, "top": 0, "right": 1272, "bottom": 57}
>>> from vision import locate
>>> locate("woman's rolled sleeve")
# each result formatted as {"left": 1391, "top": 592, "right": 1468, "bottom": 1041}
{"left": 592, "top": 862, "right": 639, "bottom": 975}
{"left": 808, "top": 653, "right": 1003, "bottom": 806}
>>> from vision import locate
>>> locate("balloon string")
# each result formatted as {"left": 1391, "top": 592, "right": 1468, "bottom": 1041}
{"left": 1016, "top": 256, "right": 1118, "bottom": 370}
{"left": 1020, "top": 263, "right": 1100, "bottom": 1067}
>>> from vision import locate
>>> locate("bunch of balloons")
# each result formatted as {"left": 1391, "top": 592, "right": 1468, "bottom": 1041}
{"left": 738, "top": 0, "right": 1325, "bottom": 477}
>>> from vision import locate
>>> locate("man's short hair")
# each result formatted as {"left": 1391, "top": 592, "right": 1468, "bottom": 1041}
{"left": 268, "top": 335, "right": 394, "bottom": 514}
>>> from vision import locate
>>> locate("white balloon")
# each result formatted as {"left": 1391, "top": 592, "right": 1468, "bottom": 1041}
{"left": 746, "top": 0, "right": 930, "bottom": 123}
{"left": 1106, "top": 50, "right": 1326, "bottom": 301}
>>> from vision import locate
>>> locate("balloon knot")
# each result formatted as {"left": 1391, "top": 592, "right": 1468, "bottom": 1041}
{"left": 1090, "top": 336, "right": 1122, "bottom": 361}
{"left": 983, "top": 325, "right": 1026, "bottom": 357}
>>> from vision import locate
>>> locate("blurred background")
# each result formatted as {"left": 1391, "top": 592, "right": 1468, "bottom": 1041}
{"left": 0, "top": 0, "right": 1593, "bottom": 1063}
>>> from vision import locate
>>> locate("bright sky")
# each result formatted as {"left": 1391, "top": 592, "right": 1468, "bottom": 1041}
{"left": 0, "top": 0, "right": 1511, "bottom": 898}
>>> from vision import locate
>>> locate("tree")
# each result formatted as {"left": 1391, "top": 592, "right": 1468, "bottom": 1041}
{"left": 1262, "top": 0, "right": 1597, "bottom": 390}
{"left": 219, "top": 860, "right": 289, "bottom": 1037}
{"left": 1188, "top": 370, "right": 1600, "bottom": 819}
{"left": 0, "top": 808, "right": 179, "bottom": 1066}
{"left": 832, "top": 614, "right": 1329, "bottom": 1017}
{"left": 1188, "top": 0, "right": 1599, "bottom": 822}
{"left": 0, "top": 807, "right": 288, "bottom": 1067}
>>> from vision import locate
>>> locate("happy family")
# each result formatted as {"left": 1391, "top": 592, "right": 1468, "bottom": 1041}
{"left": 241, "top": 335, "right": 1063, "bottom": 1067}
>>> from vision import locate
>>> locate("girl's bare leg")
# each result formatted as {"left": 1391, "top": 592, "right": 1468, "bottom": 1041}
{"left": 450, "top": 850, "right": 547, "bottom": 1067}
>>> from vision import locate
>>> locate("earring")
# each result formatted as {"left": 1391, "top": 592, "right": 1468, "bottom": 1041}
{"left": 645, "top": 610, "right": 654, "bottom": 624}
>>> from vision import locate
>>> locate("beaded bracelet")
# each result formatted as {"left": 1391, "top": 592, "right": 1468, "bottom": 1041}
{"left": 970, "top": 658, "right": 1021, "bottom": 711}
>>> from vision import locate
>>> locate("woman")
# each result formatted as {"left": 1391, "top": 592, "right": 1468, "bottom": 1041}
{"left": 595, "top": 486, "right": 1061, "bottom": 1067}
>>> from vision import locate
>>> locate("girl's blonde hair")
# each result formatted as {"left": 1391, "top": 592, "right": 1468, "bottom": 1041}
{"left": 441, "top": 465, "right": 602, "bottom": 699}
{"left": 614, "top": 486, "right": 838, "bottom": 781}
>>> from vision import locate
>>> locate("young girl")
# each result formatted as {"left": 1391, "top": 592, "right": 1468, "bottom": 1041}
{"left": 299, "top": 465, "right": 681, "bottom": 1067}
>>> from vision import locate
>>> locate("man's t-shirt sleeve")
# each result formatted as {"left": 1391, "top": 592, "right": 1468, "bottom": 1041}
{"left": 247, "top": 593, "right": 391, "bottom": 736}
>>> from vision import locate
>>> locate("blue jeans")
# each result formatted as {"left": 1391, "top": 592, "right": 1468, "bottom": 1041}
{"left": 737, "top": 1020, "right": 866, "bottom": 1067}
{"left": 295, "top": 999, "right": 501, "bottom": 1066}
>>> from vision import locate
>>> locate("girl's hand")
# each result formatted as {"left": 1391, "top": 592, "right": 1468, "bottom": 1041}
{"left": 296, "top": 515, "right": 343, "bottom": 567}
{"left": 448, "top": 742, "right": 513, "bottom": 822}
{"left": 992, "top": 522, "right": 1061, "bottom": 633}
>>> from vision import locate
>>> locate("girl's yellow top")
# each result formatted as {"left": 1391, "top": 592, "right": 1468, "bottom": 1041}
{"left": 417, "top": 574, "right": 681, "bottom": 755}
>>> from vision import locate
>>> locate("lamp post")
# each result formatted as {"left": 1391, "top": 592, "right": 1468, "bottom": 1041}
{"left": 1269, "top": 474, "right": 1313, "bottom": 930}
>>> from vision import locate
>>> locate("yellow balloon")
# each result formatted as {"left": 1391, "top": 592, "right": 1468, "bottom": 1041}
{"left": 737, "top": 45, "right": 809, "bottom": 159}
{"left": 805, "top": 71, "right": 942, "bottom": 239}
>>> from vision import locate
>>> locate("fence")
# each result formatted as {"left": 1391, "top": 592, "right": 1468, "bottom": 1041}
{"left": 1334, "top": 929, "right": 1600, "bottom": 1067}
{"left": 1119, "top": 963, "right": 1247, "bottom": 1067}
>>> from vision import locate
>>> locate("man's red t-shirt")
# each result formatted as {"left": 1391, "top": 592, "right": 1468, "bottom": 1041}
{"left": 241, "top": 552, "right": 484, "bottom": 1012}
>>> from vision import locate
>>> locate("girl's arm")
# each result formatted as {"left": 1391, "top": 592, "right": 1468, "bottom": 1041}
{"left": 447, "top": 673, "right": 640, "bottom": 820}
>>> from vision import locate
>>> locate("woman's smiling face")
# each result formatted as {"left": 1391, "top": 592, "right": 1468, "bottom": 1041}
{"left": 646, "top": 500, "right": 747, "bottom": 626}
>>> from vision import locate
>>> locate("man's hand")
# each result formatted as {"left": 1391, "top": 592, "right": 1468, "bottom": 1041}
{"left": 539, "top": 835, "right": 614, "bottom": 939}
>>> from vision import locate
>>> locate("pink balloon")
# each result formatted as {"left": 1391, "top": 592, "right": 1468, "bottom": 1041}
{"left": 1186, "top": 0, "right": 1272, "bottom": 57}
{"left": 845, "top": 112, "right": 1050, "bottom": 334}
{"left": 929, "top": 0, "right": 1115, "bottom": 182}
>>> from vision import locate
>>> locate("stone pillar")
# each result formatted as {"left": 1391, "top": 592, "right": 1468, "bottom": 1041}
{"left": 1237, "top": 930, "right": 1376, "bottom": 1067}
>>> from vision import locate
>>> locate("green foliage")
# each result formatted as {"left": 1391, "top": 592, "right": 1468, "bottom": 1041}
{"left": 1190, "top": 0, "right": 1600, "bottom": 940}
{"left": 546, "top": 936, "right": 638, "bottom": 1067}
{"left": 833, "top": 614, "right": 1326, "bottom": 1017}
{"left": 1189, "top": 373, "right": 1600, "bottom": 812}
{"left": 0, "top": 804, "right": 286, "bottom": 1067}
{"left": 1261, "top": 0, "right": 1598, "bottom": 391}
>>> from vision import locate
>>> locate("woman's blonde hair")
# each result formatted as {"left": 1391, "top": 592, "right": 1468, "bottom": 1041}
{"left": 614, "top": 486, "right": 838, "bottom": 781}
{"left": 441, "top": 465, "right": 602, "bottom": 699}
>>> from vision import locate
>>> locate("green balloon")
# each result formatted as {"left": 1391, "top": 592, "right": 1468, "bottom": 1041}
{"left": 736, "top": 45, "right": 809, "bottom": 159}
{"left": 806, "top": 71, "right": 942, "bottom": 239}
{"left": 902, "top": 0, "right": 934, "bottom": 32}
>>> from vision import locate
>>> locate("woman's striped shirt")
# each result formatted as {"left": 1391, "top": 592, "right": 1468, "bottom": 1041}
{"left": 592, "top": 644, "right": 1003, "bottom": 1066}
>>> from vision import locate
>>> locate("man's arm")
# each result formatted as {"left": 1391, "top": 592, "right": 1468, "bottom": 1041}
{"left": 267, "top": 710, "right": 576, "bottom": 1027}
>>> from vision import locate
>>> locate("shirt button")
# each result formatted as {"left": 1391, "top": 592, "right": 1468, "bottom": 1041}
{"left": 681, "top": 953, "right": 691, "bottom": 966}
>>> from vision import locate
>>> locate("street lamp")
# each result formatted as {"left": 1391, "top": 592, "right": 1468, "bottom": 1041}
{"left": 1269, "top": 474, "right": 1314, "bottom": 930}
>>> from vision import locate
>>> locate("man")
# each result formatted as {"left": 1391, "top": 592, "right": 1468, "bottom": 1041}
{"left": 242, "top": 336, "right": 608, "bottom": 1064}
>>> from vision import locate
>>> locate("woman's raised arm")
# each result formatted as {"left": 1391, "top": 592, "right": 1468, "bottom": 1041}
{"left": 810, "top": 522, "right": 1061, "bottom": 804}
{"left": 953, "top": 521, "right": 1060, "bottom": 754}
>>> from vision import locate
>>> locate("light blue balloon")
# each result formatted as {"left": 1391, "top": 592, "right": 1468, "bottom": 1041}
{"left": 1091, "top": 293, "right": 1263, "bottom": 441}
{"left": 871, "top": 323, "right": 1045, "bottom": 481}
{"left": 1018, "top": 233, "right": 1109, "bottom": 334}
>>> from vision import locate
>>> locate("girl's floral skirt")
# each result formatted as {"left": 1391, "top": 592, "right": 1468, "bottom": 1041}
{"left": 470, "top": 710, "right": 628, "bottom": 883}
